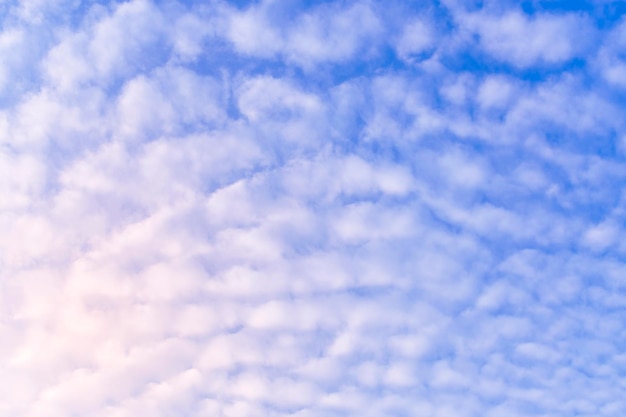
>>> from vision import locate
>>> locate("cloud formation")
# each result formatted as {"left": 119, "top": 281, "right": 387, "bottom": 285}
{"left": 1, "top": 1, "right": 626, "bottom": 416}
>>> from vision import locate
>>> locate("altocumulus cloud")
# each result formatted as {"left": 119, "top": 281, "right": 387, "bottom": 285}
{"left": 1, "top": 0, "right": 626, "bottom": 416}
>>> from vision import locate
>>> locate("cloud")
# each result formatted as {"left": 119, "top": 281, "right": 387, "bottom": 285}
{"left": 394, "top": 17, "right": 435, "bottom": 62}
{"left": 461, "top": 10, "right": 595, "bottom": 68}
{"left": 2, "top": 1, "right": 626, "bottom": 417}
{"left": 595, "top": 17, "right": 626, "bottom": 88}
{"left": 222, "top": 0, "right": 383, "bottom": 67}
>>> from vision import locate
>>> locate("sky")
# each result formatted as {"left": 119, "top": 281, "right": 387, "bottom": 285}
{"left": 1, "top": 0, "right": 626, "bottom": 416}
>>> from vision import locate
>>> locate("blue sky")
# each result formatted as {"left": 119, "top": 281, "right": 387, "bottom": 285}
{"left": 1, "top": 0, "right": 626, "bottom": 416}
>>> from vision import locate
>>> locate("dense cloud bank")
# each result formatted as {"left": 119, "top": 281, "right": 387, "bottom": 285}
{"left": 2, "top": 1, "right": 626, "bottom": 416}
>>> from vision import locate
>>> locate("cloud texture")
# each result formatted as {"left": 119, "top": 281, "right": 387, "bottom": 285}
{"left": 2, "top": 0, "right": 626, "bottom": 416}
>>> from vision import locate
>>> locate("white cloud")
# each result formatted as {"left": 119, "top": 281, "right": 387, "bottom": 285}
{"left": 285, "top": 2, "right": 382, "bottom": 67}
{"left": 583, "top": 220, "right": 620, "bottom": 251}
{"left": 2, "top": 1, "right": 626, "bottom": 416}
{"left": 168, "top": 11, "right": 215, "bottom": 62}
{"left": 115, "top": 66, "right": 225, "bottom": 142}
{"left": 463, "top": 10, "right": 593, "bottom": 67}
{"left": 477, "top": 75, "right": 518, "bottom": 110}
{"left": 395, "top": 18, "right": 435, "bottom": 61}
{"left": 222, "top": 1, "right": 383, "bottom": 67}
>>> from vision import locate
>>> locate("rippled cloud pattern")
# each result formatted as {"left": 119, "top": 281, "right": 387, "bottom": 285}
{"left": 2, "top": 1, "right": 626, "bottom": 416}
